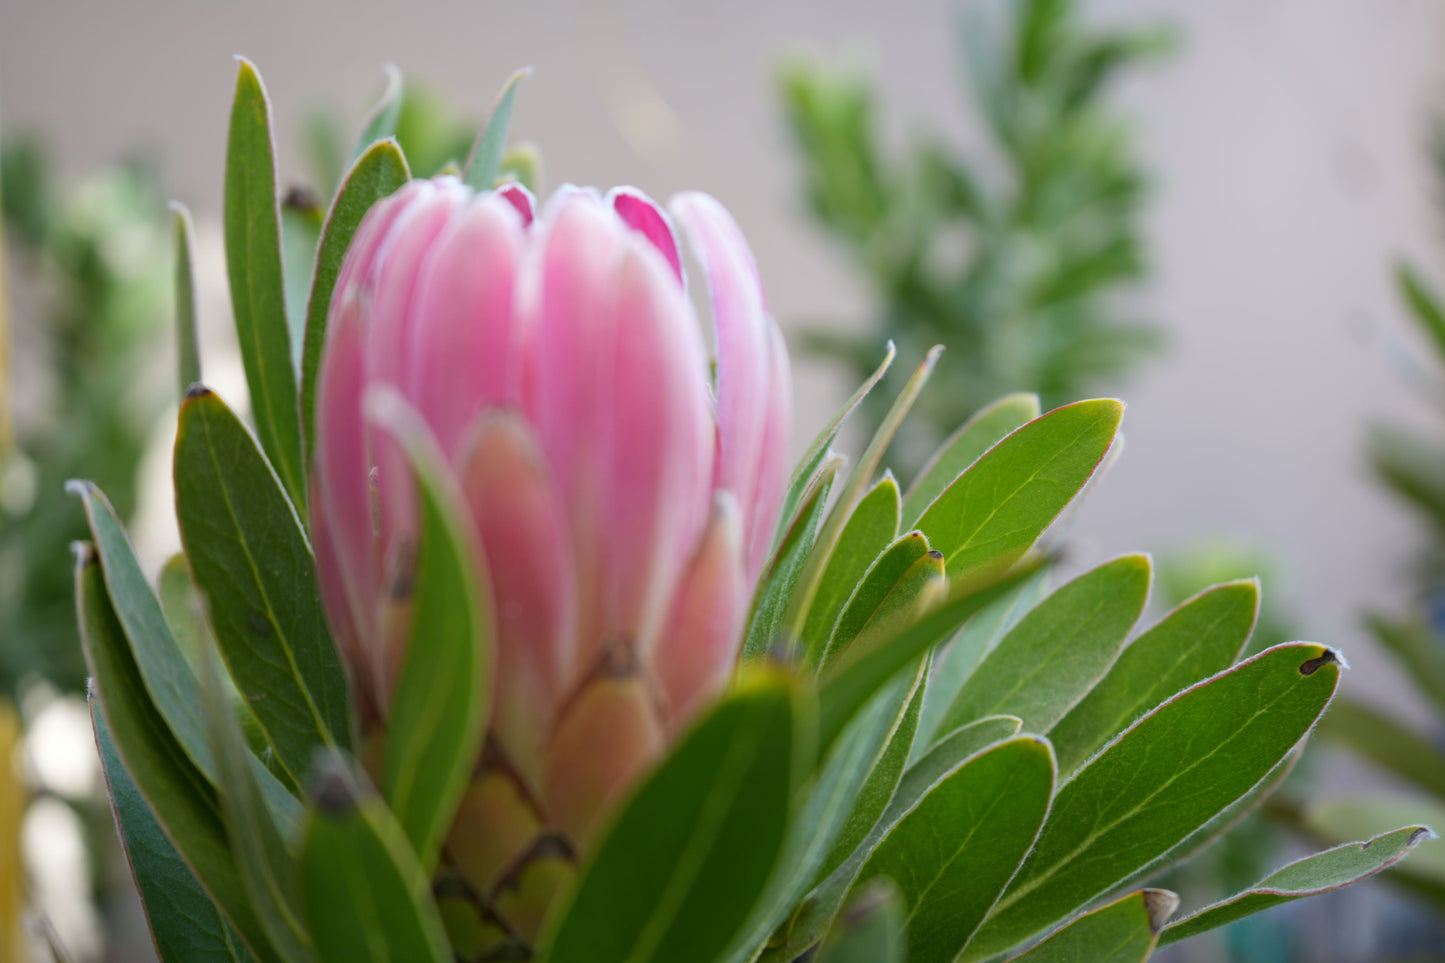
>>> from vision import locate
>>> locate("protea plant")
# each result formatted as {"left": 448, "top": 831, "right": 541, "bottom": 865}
{"left": 68, "top": 61, "right": 1432, "bottom": 963}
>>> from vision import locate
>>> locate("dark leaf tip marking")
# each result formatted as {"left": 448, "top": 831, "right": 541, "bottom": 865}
{"left": 307, "top": 756, "right": 359, "bottom": 816}
{"left": 184, "top": 383, "right": 214, "bottom": 401}
{"left": 1298, "top": 649, "right": 1340, "bottom": 676}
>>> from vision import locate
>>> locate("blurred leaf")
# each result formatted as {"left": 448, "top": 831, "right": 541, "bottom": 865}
{"left": 498, "top": 143, "right": 542, "bottom": 192}
{"left": 745, "top": 454, "right": 842, "bottom": 660}
{"left": 966, "top": 643, "right": 1342, "bottom": 959}
{"left": 174, "top": 390, "right": 352, "bottom": 785}
{"left": 903, "top": 392, "right": 1040, "bottom": 527}
{"left": 1005, "top": 889, "right": 1176, "bottom": 963}
{"left": 855, "top": 736, "right": 1055, "bottom": 962}
{"left": 1049, "top": 578, "right": 1258, "bottom": 774}
{"left": 1160, "top": 827, "right": 1431, "bottom": 947}
{"left": 280, "top": 190, "right": 323, "bottom": 368}
{"left": 225, "top": 59, "right": 306, "bottom": 512}
{"left": 94, "top": 704, "right": 257, "bottom": 963}
{"left": 941, "top": 554, "right": 1150, "bottom": 734}
{"left": 1368, "top": 423, "right": 1445, "bottom": 532}
{"left": 1366, "top": 614, "right": 1445, "bottom": 719}
{"left": 1396, "top": 260, "right": 1445, "bottom": 367}
{"left": 540, "top": 673, "right": 801, "bottom": 963}
{"left": 815, "top": 881, "right": 906, "bottom": 963}
{"left": 368, "top": 390, "right": 491, "bottom": 872}
{"left": 77, "top": 549, "right": 279, "bottom": 962}
{"left": 171, "top": 202, "right": 202, "bottom": 395}
{"left": 1313, "top": 696, "right": 1445, "bottom": 801}
{"left": 1303, "top": 796, "right": 1445, "bottom": 905}
{"left": 802, "top": 473, "right": 900, "bottom": 664}
{"left": 917, "top": 400, "right": 1122, "bottom": 581}
{"left": 353, "top": 64, "right": 404, "bottom": 160}
{"left": 298, "top": 139, "right": 409, "bottom": 469}
{"left": 302, "top": 757, "right": 451, "bottom": 963}
{"left": 463, "top": 69, "right": 529, "bottom": 193}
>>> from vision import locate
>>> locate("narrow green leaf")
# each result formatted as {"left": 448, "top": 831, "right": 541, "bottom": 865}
{"left": 281, "top": 192, "right": 323, "bottom": 369}
{"left": 744, "top": 454, "right": 842, "bottom": 660}
{"left": 786, "top": 347, "right": 941, "bottom": 649}
{"left": 854, "top": 736, "right": 1055, "bottom": 963}
{"left": 298, "top": 139, "right": 410, "bottom": 469}
{"left": 1159, "top": 827, "right": 1432, "bottom": 946}
{"left": 302, "top": 756, "right": 451, "bottom": 963}
{"left": 1005, "top": 890, "right": 1177, "bottom": 963}
{"left": 802, "top": 474, "right": 901, "bottom": 665}
{"left": 941, "top": 555, "right": 1150, "bottom": 734}
{"left": 1313, "top": 696, "right": 1445, "bottom": 800}
{"left": 773, "top": 343, "right": 895, "bottom": 560}
{"left": 157, "top": 554, "right": 214, "bottom": 675}
{"left": 175, "top": 389, "right": 352, "bottom": 785}
{"left": 913, "top": 571, "right": 1047, "bottom": 758}
{"left": 966, "top": 642, "right": 1343, "bottom": 959}
{"left": 171, "top": 201, "right": 203, "bottom": 396}
{"left": 225, "top": 58, "right": 306, "bottom": 511}
{"left": 1368, "top": 423, "right": 1445, "bottom": 531}
{"left": 1303, "top": 797, "right": 1445, "bottom": 902}
{"left": 902, "top": 392, "right": 1040, "bottom": 527}
{"left": 368, "top": 390, "right": 491, "bottom": 871}
{"left": 821, "top": 532, "right": 932, "bottom": 666}
{"left": 1366, "top": 614, "right": 1445, "bottom": 719}
{"left": 463, "top": 68, "right": 530, "bottom": 192}
{"left": 540, "top": 673, "right": 801, "bottom": 963}
{"left": 199, "top": 645, "right": 313, "bottom": 962}
{"left": 817, "top": 558, "right": 1050, "bottom": 753}
{"left": 70, "top": 481, "right": 214, "bottom": 780}
{"left": 352, "top": 64, "right": 404, "bottom": 160}
{"left": 1049, "top": 578, "right": 1258, "bottom": 774}
{"left": 94, "top": 706, "right": 256, "bottom": 963}
{"left": 77, "top": 549, "right": 279, "bottom": 963}
{"left": 816, "top": 881, "right": 906, "bottom": 963}
{"left": 917, "top": 399, "right": 1123, "bottom": 581}
{"left": 1396, "top": 260, "right": 1445, "bottom": 365}
{"left": 816, "top": 655, "right": 929, "bottom": 882}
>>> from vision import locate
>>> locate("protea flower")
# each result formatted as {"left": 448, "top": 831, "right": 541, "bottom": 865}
{"left": 309, "top": 176, "right": 791, "bottom": 946}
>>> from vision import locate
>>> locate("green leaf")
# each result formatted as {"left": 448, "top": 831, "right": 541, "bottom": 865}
{"left": 171, "top": 201, "right": 203, "bottom": 396}
{"left": 853, "top": 736, "right": 1055, "bottom": 962}
{"left": 157, "top": 554, "right": 214, "bottom": 675}
{"left": 1048, "top": 578, "right": 1257, "bottom": 774}
{"left": 821, "top": 532, "right": 934, "bottom": 666}
{"left": 1303, "top": 797, "right": 1445, "bottom": 903}
{"left": 1366, "top": 614, "right": 1445, "bottom": 719}
{"left": 225, "top": 58, "right": 306, "bottom": 512}
{"left": 966, "top": 642, "right": 1343, "bottom": 959}
{"left": 174, "top": 389, "right": 352, "bottom": 785}
{"left": 902, "top": 392, "right": 1039, "bottom": 527}
{"left": 540, "top": 672, "right": 801, "bottom": 963}
{"left": 302, "top": 756, "right": 451, "bottom": 963}
{"left": 70, "top": 481, "right": 214, "bottom": 780}
{"left": 463, "top": 68, "right": 530, "bottom": 192}
{"left": 913, "top": 571, "right": 1047, "bottom": 757}
{"left": 815, "top": 881, "right": 906, "bottom": 963}
{"left": 817, "top": 558, "right": 1049, "bottom": 753}
{"left": 786, "top": 347, "right": 941, "bottom": 650}
{"left": 1159, "top": 827, "right": 1432, "bottom": 946}
{"left": 298, "top": 139, "right": 410, "bottom": 469}
{"left": 744, "top": 454, "right": 843, "bottom": 660}
{"left": 1313, "top": 696, "right": 1445, "bottom": 800}
{"left": 916, "top": 399, "right": 1123, "bottom": 582}
{"left": 773, "top": 343, "right": 894, "bottom": 560}
{"left": 368, "top": 390, "right": 491, "bottom": 872}
{"left": 1368, "top": 423, "right": 1445, "bottom": 531}
{"left": 802, "top": 474, "right": 901, "bottom": 665}
{"left": 1005, "top": 890, "right": 1177, "bottom": 963}
{"left": 352, "top": 64, "right": 404, "bottom": 160}
{"left": 816, "top": 656, "right": 929, "bottom": 882}
{"left": 1396, "top": 260, "right": 1445, "bottom": 366}
{"left": 94, "top": 706, "right": 256, "bottom": 963}
{"left": 498, "top": 144, "right": 542, "bottom": 192}
{"left": 199, "top": 644, "right": 313, "bottom": 962}
{"left": 77, "top": 549, "right": 279, "bottom": 963}
{"left": 940, "top": 554, "right": 1150, "bottom": 735}
{"left": 281, "top": 192, "right": 323, "bottom": 369}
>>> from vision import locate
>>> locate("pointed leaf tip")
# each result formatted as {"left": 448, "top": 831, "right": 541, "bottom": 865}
{"left": 1143, "top": 889, "right": 1180, "bottom": 933}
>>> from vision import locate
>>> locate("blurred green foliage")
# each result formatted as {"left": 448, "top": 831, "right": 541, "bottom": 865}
{"left": 781, "top": 0, "right": 1172, "bottom": 462}
{"left": 0, "top": 136, "right": 170, "bottom": 699}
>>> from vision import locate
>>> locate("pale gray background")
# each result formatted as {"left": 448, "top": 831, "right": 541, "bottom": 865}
{"left": 5, "top": 1, "right": 1445, "bottom": 736}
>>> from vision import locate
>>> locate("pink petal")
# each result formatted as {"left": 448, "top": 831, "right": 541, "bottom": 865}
{"left": 608, "top": 187, "right": 683, "bottom": 286}
{"left": 456, "top": 412, "right": 577, "bottom": 786}
{"left": 654, "top": 493, "right": 747, "bottom": 730}
{"left": 497, "top": 182, "right": 536, "bottom": 226}
{"left": 747, "top": 319, "right": 793, "bottom": 580}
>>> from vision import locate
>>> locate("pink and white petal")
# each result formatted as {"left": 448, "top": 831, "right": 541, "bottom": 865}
{"left": 599, "top": 240, "right": 714, "bottom": 657}
{"left": 497, "top": 182, "right": 536, "bottom": 227}
{"left": 457, "top": 412, "right": 577, "bottom": 785}
{"left": 747, "top": 318, "right": 793, "bottom": 580}
{"left": 607, "top": 187, "right": 683, "bottom": 286}
{"left": 331, "top": 179, "right": 435, "bottom": 313}
{"left": 403, "top": 194, "right": 525, "bottom": 459}
{"left": 669, "top": 192, "right": 771, "bottom": 533}
{"left": 654, "top": 493, "right": 747, "bottom": 731}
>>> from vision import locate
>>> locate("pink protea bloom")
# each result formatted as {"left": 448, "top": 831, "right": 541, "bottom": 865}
{"left": 309, "top": 176, "right": 790, "bottom": 940}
